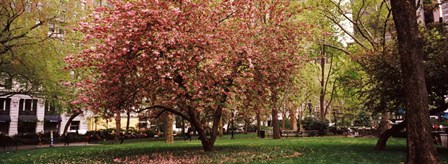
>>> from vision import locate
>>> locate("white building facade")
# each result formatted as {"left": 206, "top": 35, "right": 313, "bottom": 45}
{"left": 0, "top": 93, "right": 88, "bottom": 136}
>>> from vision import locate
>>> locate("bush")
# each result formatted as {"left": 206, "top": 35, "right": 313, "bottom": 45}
{"left": 301, "top": 117, "right": 329, "bottom": 135}
{"left": 353, "top": 111, "right": 371, "bottom": 127}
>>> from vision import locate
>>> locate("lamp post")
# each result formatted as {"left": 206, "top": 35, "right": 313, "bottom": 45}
{"left": 333, "top": 109, "right": 343, "bottom": 129}
{"left": 332, "top": 111, "right": 337, "bottom": 128}
{"left": 231, "top": 109, "right": 235, "bottom": 139}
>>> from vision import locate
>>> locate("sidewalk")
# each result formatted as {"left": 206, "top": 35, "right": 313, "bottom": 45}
{"left": 1, "top": 142, "right": 98, "bottom": 152}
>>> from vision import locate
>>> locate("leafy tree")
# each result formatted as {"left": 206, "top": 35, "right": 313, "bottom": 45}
{"left": 67, "top": 0, "right": 306, "bottom": 151}
{"left": 0, "top": 0, "right": 80, "bottom": 98}
{"left": 353, "top": 111, "right": 371, "bottom": 127}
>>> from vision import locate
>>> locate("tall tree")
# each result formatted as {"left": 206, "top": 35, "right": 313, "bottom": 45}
{"left": 390, "top": 0, "right": 438, "bottom": 163}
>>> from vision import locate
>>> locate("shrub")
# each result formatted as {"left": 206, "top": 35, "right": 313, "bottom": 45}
{"left": 353, "top": 111, "right": 371, "bottom": 127}
{"left": 301, "top": 117, "right": 329, "bottom": 135}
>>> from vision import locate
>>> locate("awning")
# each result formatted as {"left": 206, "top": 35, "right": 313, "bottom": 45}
{"left": 44, "top": 115, "right": 61, "bottom": 122}
{"left": 18, "top": 115, "right": 38, "bottom": 122}
{"left": 0, "top": 115, "right": 10, "bottom": 122}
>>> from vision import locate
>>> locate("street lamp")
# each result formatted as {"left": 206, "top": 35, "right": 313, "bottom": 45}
{"left": 332, "top": 110, "right": 343, "bottom": 128}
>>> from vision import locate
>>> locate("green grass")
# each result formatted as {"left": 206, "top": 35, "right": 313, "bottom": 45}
{"left": 1, "top": 134, "right": 447, "bottom": 163}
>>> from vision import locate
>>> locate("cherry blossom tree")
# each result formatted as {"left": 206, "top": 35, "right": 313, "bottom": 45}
{"left": 66, "top": 0, "right": 307, "bottom": 151}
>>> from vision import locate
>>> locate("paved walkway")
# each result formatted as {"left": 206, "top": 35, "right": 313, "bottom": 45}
{"left": 1, "top": 142, "right": 98, "bottom": 152}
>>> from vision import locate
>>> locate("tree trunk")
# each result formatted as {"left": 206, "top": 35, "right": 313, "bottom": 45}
{"left": 126, "top": 111, "right": 130, "bottom": 132}
{"left": 375, "top": 120, "right": 406, "bottom": 150}
{"left": 115, "top": 110, "right": 121, "bottom": 140}
{"left": 218, "top": 116, "right": 223, "bottom": 137}
{"left": 297, "top": 114, "right": 301, "bottom": 132}
{"left": 282, "top": 111, "right": 286, "bottom": 130}
{"left": 244, "top": 117, "right": 250, "bottom": 134}
{"left": 165, "top": 112, "right": 174, "bottom": 143}
{"left": 272, "top": 108, "right": 281, "bottom": 139}
{"left": 62, "top": 111, "right": 81, "bottom": 135}
{"left": 187, "top": 98, "right": 225, "bottom": 151}
{"left": 256, "top": 110, "right": 261, "bottom": 137}
{"left": 290, "top": 108, "right": 297, "bottom": 131}
{"left": 378, "top": 111, "right": 390, "bottom": 135}
{"left": 390, "top": 0, "right": 438, "bottom": 163}
{"left": 181, "top": 119, "right": 185, "bottom": 136}
{"left": 320, "top": 47, "right": 326, "bottom": 120}
{"left": 376, "top": 104, "right": 448, "bottom": 150}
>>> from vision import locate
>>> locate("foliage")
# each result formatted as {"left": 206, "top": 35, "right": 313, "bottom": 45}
{"left": 301, "top": 116, "right": 329, "bottom": 135}
{"left": 355, "top": 26, "right": 448, "bottom": 114}
{"left": 0, "top": 0, "right": 81, "bottom": 99}
{"left": 66, "top": 0, "right": 307, "bottom": 150}
{"left": 353, "top": 111, "right": 371, "bottom": 127}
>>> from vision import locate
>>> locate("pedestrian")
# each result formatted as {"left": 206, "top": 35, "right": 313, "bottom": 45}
{"left": 120, "top": 132, "right": 125, "bottom": 144}
{"left": 63, "top": 133, "right": 70, "bottom": 146}
{"left": 0, "top": 132, "right": 5, "bottom": 151}
{"left": 37, "top": 132, "right": 43, "bottom": 148}
{"left": 185, "top": 127, "right": 192, "bottom": 141}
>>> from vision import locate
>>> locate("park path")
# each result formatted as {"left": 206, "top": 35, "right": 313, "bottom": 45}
{"left": 1, "top": 142, "right": 98, "bottom": 152}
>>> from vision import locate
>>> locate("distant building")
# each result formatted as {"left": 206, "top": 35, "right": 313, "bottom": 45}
{"left": 0, "top": 91, "right": 89, "bottom": 136}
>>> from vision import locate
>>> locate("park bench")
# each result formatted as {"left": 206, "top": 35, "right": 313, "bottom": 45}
{"left": 265, "top": 130, "right": 273, "bottom": 136}
{"left": 281, "top": 130, "right": 299, "bottom": 137}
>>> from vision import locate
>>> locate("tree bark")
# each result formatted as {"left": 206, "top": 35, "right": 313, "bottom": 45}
{"left": 187, "top": 98, "right": 225, "bottom": 151}
{"left": 218, "top": 116, "right": 223, "bottom": 137}
{"left": 272, "top": 108, "right": 281, "bottom": 139}
{"left": 375, "top": 104, "right": 448, "bottom": 150}
{"left": 375, "top": 120, "right": 407, "bottom": 150}
{"left": 390, "top": 0, "right": 438, "bottom": 163}
{"left": 115, "top": 110, "right": 121, "bottom": 140}
{"left": 126, "top": 111, "right": 130, "bottom": 132}
{"left": 282, "top": 111, "right": 287, "bottom": 130}
{"left": 378, "top": 111, "right": 390, "bottom": 135}
{"left": 165, "top": 112, "right": 174, "bottom": 143}
{"left": 181, "top": 119, "right": 185, "bottom": 136}
{"left": 290, "top": 107, "right": 297, "bottom": 131}
{"left": 256, "top": 109, "right": 261, "bottom": 137}
{"left": 320, "top": 44, "right": 326, "bottom": 120}
{"left": 244, "top": 117, "right": 250, "bottom": 134}
{"left": 62, "top": 111, "right": 81, "bottom": 135}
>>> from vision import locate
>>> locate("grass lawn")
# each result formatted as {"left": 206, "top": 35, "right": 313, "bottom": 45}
{"left": 1, "top": 134, "right": 447, "bottom": 163}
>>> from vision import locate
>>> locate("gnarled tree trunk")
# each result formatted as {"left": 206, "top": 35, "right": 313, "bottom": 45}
{"left": 375, "top": 120, "right": 406, "bottom": 150}
{"left": 62, "top": 110, "right": 81, "bottom": 135}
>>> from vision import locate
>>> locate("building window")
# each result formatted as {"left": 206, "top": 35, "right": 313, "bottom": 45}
{"left": 0, "top": 98, "right": 11, "bottom": 112}
{"left": 45, "top": 101, "right": 58, "bottom": 115}
{"left": 70, "top": 121, "right": 80, "bottom": 130}
{"left": 19, "top": 99, "right": 38, "bottom": 115}
{"left": 18, "top": 122, "right": 36, "bottom": 134}
{"left": 0, "top": 122, "right": 9, "bottom": 134}
{"left": 19, "top": 99, "right": 38, "bottom": 111}
{"left": 44, "top": 122, "right": 59, "bottom": 132}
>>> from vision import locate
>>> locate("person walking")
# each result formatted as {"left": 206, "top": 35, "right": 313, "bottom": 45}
{"left": 0, "top": 132, "right": 5, "bottom": 151}
{"left": 185, "top": 127, "right": 192, "bottom": 141}
{"left": 37, "top": 132, "right": 43, "bottom": 148}
{"left": 63, "top": 133, "right": 70, "bottom": 146}
{"left": 120, "top": 132, "right": 125, "bottom": 144}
